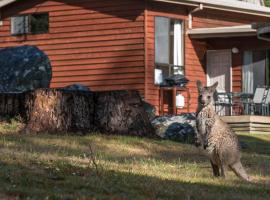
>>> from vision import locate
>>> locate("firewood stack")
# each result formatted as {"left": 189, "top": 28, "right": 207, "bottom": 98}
{"left": 0, "top": 89, "right": 155, "bottom": 136}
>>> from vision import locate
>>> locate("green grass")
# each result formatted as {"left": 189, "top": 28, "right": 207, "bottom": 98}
{"left": 265, "top": 0, "right": 270, "bottom": 7}
{"left": 0, "top": 123, "right": 269, "bottom": 199}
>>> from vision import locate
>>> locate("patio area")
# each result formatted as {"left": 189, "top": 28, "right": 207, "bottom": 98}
{"left": 215, "top": 87, "right": 270, "bottom": 133}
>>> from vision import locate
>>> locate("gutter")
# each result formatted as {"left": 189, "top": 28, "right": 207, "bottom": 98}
{"left": 152, "top": 0, "right": 270, "bottom": 17}
{"left": 252, "top": 23, "right": 270, "bottom": 42}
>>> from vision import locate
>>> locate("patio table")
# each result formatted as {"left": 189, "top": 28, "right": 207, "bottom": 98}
{"left": 215, "top": 92, "right": 253, "bottom": 116}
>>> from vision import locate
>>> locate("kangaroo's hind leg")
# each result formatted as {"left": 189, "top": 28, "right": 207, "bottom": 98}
{"left": 220, "top": 163, "right": 227, "bottom": 178}
{"left": 210, "top": 160, "right": 220, "bottom": 177}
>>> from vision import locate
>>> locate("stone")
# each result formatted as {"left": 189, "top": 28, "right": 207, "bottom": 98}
{"left": 151, "top": 113, "right": 196, "bottom": 143}
{"left": 0, "top": 45, "right": 52, "bottom": 92}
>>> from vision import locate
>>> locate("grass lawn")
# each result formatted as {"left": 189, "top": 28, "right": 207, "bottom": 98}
{"left": 0, "top": 123, "right": 269, "bottom": 199}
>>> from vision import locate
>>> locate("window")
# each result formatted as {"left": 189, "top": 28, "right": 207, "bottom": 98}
{"left": 154, "top": 16, "right": 184, "bottom": 85}
{"left": 11, "top": 15, "right": 29, "bottom": 35}
{"left": 242, "top": 50, "right": 270, "bottom": 93}
{"left": 11, "top": 13, "right": 49, "bottom": 35}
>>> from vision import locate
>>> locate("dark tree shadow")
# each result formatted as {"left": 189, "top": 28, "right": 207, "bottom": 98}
{"left": 0, "top": 160, "right": 269, "bottom": 200}
{"left": 4, "top": 0, "right": 144, "bottom": 22}
{"left": 238, "top": 134, "right": 270, "bottom": 156}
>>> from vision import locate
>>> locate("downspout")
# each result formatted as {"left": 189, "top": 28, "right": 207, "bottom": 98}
{"left": 188, "top": 3, "right": 203, "bottom": 29}
{"left": 0, "top": 9, "right": 2, "bottom": 26}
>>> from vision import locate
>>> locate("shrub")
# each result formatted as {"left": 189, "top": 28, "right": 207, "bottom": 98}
{"left": 265, "top": 0, "right": 270, "bottom": 7}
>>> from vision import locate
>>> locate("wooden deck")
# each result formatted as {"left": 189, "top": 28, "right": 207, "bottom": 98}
{"left": 221, "top": 115, "right": 270, "bottom": 134}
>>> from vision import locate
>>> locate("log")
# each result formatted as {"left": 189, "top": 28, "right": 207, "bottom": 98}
{"left": 24, "top": 89, "right": 94, "bottom": 133}
{"left": 95, "top": 90, "right": 155, "bottom": 136}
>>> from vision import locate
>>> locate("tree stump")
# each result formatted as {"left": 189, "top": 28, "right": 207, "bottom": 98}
{"left": 95, "top": 90, "right": 155, "bottom": 136}
{"left": 0, "top": 93, "right": 25, "bottom": 119}
{"left": 24, "top": 89, "right": 94, "bottom": 133}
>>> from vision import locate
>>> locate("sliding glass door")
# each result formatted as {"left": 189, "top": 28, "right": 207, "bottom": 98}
{"left": 242, "top": 50, "right": 270, "bottom": 93}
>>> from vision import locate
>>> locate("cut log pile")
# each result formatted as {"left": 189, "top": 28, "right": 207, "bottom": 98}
{"left": 0, "top": 89, "right": 155, "bottom": 136}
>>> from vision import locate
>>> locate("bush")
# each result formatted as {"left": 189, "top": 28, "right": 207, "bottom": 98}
{"left": 265, "top": 0, "right": 270, "bottom": 7}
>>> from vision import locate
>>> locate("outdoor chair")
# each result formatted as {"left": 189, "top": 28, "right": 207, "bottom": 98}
{"left": 238, "top": 93, "right": 253, "bottom": 115}
{"left": 243, "top": 86, "right": 269, "bottom": 115}
{"left": 214, "top": 92, "right": 232, "bottom": 116}
{"left": 215, "top": 92, "right": 247, "bottom": 116}
{"left": 230, "top": 92, "right": 246, "bottom": 115}
{"left": 262, "top": 89, "right": 270, "bottom": 116}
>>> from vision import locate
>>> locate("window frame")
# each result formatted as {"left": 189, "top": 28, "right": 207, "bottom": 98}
{"left": 154, "top": 16, "right": 185, "bottom": 86}
{"left": 11, "top": 12, "right": 49, "bottom": 36}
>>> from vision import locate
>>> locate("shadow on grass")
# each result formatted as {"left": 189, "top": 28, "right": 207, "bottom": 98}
{"left": 0, "top": 161, "right": 269, "bottom": 200}
{"left": 238, "top": 134, "right": 270, "bottom": 156}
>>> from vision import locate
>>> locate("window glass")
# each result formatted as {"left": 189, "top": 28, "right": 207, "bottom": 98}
{"left": 11, "top": 15, "right": 29, "bottom": 35}
{"left": 243, "top": 50, "right": 270, "bottom": 93}
{"left": 30, "top": 13, "right": 49, "bottom": 34}
{"left": 155, "top": 17, "right": 170, "bottom": 65}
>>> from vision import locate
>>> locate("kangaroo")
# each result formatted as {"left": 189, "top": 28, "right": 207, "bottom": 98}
{"left": 195, "top": 80, "right": 251, "bottom": 181}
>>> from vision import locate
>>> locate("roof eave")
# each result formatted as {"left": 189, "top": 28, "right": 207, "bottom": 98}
{"left": 187, "top": 25, "right": 257, "bottom": 39}
{"left": 188, "top": 32, "right": 257, "bottom": 39}
{"left": 152, "top": 0, "right": 270, "bottom": 17}
{"left": 0, "top": 0, "right": 16, "bottom": 8}
{"left": 1, "top": 0, "right": 270, "bottom": 17}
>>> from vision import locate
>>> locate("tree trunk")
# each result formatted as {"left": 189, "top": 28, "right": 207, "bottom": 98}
{"left": 95, "top": 90, "right": 155, "bottom": 137}
{"left": 24, "top": 89, "right": 94, "bottom": 133}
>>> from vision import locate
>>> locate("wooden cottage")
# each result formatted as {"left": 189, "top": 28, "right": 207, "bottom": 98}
{"left": 0, "top": 0, "right": 270, "bottom": 116}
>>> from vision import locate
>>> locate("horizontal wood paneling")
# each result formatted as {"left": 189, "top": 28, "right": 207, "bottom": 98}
{"left": 0, "top": 0, "right": 145, "bottom": 93}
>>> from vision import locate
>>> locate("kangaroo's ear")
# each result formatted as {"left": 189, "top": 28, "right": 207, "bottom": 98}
{"left": 196, "top": 80, "right": 203, "bottom": 92}
{"left": 210, "top": 81, "right": 218, "bottom": 92}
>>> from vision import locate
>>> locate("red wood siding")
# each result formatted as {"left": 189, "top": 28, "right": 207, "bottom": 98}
{"left": 193, "top": 8, "right": 268, "bottom": 28}
{"left": 0, "top": 0, "right": 145, "bottom": 93}
{"left": 145, "top": 1, "right": 270, "bottom": 114}
{"left": 232, "top": 53, "right": 243, "bottom": 92}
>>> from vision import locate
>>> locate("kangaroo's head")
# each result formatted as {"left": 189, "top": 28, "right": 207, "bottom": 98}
{"left": 196, "top": 80, "right": 218, "bottom": 107}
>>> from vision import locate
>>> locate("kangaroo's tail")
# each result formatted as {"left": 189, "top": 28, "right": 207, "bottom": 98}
{"left": 229, "top": 161, "right": 251, "bottom": 182}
